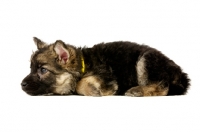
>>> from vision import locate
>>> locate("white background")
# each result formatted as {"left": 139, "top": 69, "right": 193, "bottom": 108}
{"left": 0, "top": 0, "right": 200, "bottom": 132}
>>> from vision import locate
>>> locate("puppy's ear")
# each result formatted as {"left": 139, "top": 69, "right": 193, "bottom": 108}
{"left": 54, "top": 40, "right": 70, "bottom": 64}
{"left": 33, "top": 37, "right": 47, "bottom": 49}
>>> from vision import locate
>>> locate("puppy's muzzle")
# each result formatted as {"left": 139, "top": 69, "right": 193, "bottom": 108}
{"left": 21, "top": 80, "right": 31, "bottom": 92}
{"left": 21, "top": 81, "right": 28, "bottom": 89}
{"left": 21, "top": 74, "right": 38, "bottom": 93}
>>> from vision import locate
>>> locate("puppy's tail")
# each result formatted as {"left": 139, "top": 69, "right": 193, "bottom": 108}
{"left": 168, "top": 72, "right": 190, "bottom": 95}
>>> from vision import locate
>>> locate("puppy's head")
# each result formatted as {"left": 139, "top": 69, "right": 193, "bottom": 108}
{"left": 21, "top": 37, "right": 81, "bottom": 95}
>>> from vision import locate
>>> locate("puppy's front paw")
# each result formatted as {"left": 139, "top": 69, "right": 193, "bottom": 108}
{"left": 125, "top": 86, "right": 143, "bottom": 97}
{"left": 76, "top": 76, "right": 102, "bottom": 96}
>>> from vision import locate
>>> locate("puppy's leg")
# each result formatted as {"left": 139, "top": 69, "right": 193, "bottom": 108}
{"left": 76, "top": 76, "right": 101, "bottom": 96}
{"left": 125, "top": 84, "right": 169, "bottom": 97}
{"left": 76, "top": 75, "right": 118, "bottom": 96}
{"left": 125, "top": 52, "right": 169, "bottom": 97}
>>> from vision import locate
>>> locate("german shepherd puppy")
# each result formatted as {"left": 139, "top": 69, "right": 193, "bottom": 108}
{"left": 21, "top": 37, "right": 190, "bottom": 96}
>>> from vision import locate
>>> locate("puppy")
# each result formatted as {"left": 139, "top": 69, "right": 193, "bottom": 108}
{"left": 21, "top": 37, "right": 190, "bottom": 96}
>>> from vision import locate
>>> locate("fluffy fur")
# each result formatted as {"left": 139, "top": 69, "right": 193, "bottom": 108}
{"left": 21, "top": 37, "right": 190, "bottom": 96}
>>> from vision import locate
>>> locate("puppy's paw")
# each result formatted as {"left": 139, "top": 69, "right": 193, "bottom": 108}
{"left": 76, "top": 76, "right": 102, "bottom": 96}
{"left": 125, "top": 84, "right": 169, "bottom": 97}
{"left": 125, "top": 86, "right": 143, "bottom": 97}
{"left": 76, "top": 75, "right": 118, "bottom": 96}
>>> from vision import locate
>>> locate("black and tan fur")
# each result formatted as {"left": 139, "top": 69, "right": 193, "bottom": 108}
{"left": 21, "top": 37, "right": 190, "bottom": 96}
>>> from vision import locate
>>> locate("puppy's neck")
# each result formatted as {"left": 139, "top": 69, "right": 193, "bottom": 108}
{"left": 81, "top": 55, "right": 85, "bottom": 73}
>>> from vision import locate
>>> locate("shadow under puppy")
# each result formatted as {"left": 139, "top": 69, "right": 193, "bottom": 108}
{"left": 21, "top": 37, "right": 190, "bottom": 96}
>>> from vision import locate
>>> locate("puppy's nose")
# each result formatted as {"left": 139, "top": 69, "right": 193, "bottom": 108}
{"left": 21, "top": 82, "right": 28, "bottom": 87}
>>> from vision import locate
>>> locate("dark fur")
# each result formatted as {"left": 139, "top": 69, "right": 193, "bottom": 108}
{"left": 81, "top": 42, "right": 190, "bottom": 95}
{"left": 21, "top": 38, "right": 190, "bottom": 96}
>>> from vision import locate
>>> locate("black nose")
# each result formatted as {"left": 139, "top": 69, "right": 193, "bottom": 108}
{"left": 21, "top": 82, "right": 28, "bottom": 87}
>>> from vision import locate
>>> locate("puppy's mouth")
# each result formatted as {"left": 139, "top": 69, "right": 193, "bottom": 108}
{"left": 23, "top": 87, "right": 52, "bottom": 96}
{"left": 25, "top": 91, "right": 54, "bottom": 96}
{"left": 23, "top": 89, "right": 38, "bottom": 96}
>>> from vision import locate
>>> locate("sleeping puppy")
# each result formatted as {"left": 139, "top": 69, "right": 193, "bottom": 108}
{"left": 21, "top": 37, "right": 190, "bottom": 96}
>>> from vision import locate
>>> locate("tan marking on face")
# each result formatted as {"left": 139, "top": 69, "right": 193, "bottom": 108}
{"left": 32, "top": 45, "right": 57, "bottom": 65}
{"left": 37, "top": 69, "right": 51, "bottom": 81}
{"left": 53, "top": 72, "right": 75, "bottom": 95}
{"left": 37, "top": 54, "right": 48, "bottom": 64}
{"left": 136, "top": 56, "right": 148, "bottom": 86}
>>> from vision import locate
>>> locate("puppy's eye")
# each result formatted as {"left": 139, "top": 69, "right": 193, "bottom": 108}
{"left": 40, "top": 67, "right": 48, "bottom": 74}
